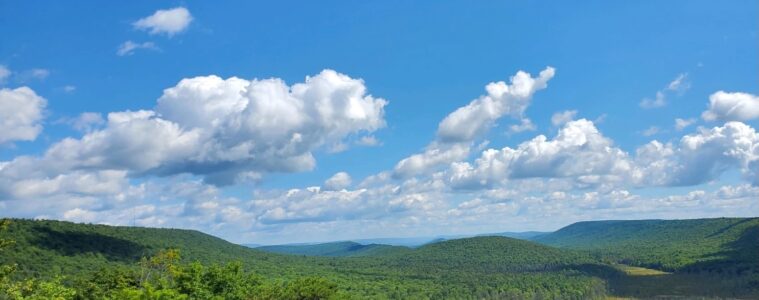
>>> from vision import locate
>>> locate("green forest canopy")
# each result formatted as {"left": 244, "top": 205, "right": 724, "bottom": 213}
{"left": 1, "top": 217, "right": 757, "bottom": 299}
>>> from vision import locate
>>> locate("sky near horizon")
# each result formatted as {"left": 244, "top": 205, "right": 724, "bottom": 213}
{"left": 0, "top": 1, "right": 757, "bottom": 244}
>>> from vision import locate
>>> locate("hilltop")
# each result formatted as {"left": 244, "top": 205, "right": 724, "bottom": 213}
{"left": 1, "top": 217, "right": 757, "bottom": 298}
{"left": 256, "top": 241, "right": 411, "bottom": 257}
{"left": 535, "top": 217, "right": 759, "bottom": 272}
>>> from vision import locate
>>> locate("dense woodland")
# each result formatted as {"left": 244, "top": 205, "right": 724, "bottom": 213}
{"left": 0, "top": 217, "right": 757, "bottom": 299}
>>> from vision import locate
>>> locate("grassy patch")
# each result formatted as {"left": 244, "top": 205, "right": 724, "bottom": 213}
{"left": 614, "top": 264, "right": 670, "bottom": 276}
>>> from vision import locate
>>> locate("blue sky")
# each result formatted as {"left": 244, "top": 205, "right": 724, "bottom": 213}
{"left": 0, "top": 1, "right": 757, "bottom": 244}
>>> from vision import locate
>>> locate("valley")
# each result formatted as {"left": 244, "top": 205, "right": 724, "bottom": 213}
{"left": 1, "top": 217, "right": 756, "bottom": 299}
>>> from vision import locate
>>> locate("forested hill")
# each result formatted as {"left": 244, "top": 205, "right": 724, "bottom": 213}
{"left": 0, "top": 219, "right": 277, "bottom": 277}
{"left": 1, "top": 218, "right": 611, "bottom": 299}
{"left": 390, "top": 236, "right": 594, "bottom": 272}
{"left": 257, "top": 241, "right": 411, "bottom": 257}
{"left": 2, "top": 218, "right": 758, "bottom": 298}
{"left": 534, "top": 217, "right": 759, "bottom": 272}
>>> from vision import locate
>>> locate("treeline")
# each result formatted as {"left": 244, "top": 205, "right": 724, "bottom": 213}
{"left": 5, "top": 218, "right": 758, "bottom": 298}
{"left": 535, "top": 218, "right": 759, "bottom": 274}
{"left": 0, "top": 219, "right": 610, "bottom": 299}
{"left": 2, "top": 249, "right": 342, "bottom": 299}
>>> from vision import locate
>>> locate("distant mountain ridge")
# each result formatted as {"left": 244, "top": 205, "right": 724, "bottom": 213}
{"left": 252, "top": 230, "right": 551, "bottom": 256}
{"left": 256, "top": 241, "right": 411, "bottom": 257}
{"left": 2, "top": 217, "right": 757, "bottom": 298}
{"left": 534, "top": 217, "right": 759, "bottom": 272}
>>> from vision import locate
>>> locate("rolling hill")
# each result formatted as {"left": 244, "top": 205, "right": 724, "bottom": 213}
{"left": 535, "top": 217, "right": 759, "bottom": 272}
{"left": 396, "top": 236, "right": 594, "bottom": 272}
{"left": 256, "top": 241, "right": 411, "bottom": 257}
{"left": 2, "top": 217, "right": 757, "bottom": 298}
{"left": 0, "top": 219, "right": 283, "bottom": 278}
{"left": 0, "top": 218, "right": 609, "bottom": 299}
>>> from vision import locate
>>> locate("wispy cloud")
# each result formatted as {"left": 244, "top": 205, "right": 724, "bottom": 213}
{"left": 640, "top": 73, "right": 690, "bottom": 109}
{"left": 674, "top": 118, "right": 696, "bottom": 131}
{"left": 117, "top": 41, "right": 158, "bottom": 56}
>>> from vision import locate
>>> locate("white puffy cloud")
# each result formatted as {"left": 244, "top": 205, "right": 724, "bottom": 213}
{"left": 5, "top": 170, "right": 128, "bottom": 200}
{"left": 117, "top": 41, "right": 158, "bottom": 56}
{"left": 448, "top": 119, "right": 632, "bottom": 189}
{"left": 635, "top": 122, "right": 759, "bottom": 186}
{"left": 394, "top": 143, "right": 469, "bottom": 178}
{"left": 437, "top": 67, "right": 555, "bottom": 143}
{"left": 394, "top": 68, "right": 554, "bottom": 178}
{"left": 0, "top": 87, "right": 47, "bottom": 144}
{"left": 701, "top": 91, "right": 759, "bottom": 122}
{"left": 551, "top": 110, "right": 577, "bottom": 126}
{"left": 133, "top": 7, "right": 193, "bottom": 36}
{"left": 253, "top": 188, "right": 377, "bottom": 224}
{"left": 674, "top": 118, "right": 696, "bottom": 131}
{"left": 507, "top": 118, "right": 536, "bottom": 133}
{"left": 0, "top": 70, "right": 386, "bottom": 186}
{"left": 324, "top": 172, "right": 352, "bottom": 190}
{"left": 41, "top": 110, "right": 202, "bottom": 174}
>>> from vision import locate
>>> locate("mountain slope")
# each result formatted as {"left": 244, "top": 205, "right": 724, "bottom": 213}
{"left": 3, "top": 218, "right": 756, "bottom": 298}
{"left": 257, "top": 241, "right": 411, "bottom": 257}
{"left": 0, "top": 219, "right": 283, "bottom": 278}
{"left": 535, "top": 217, "right": 759, "bottom": 272}
{"left": 382, "top": 236, "right": 594, "bottom": 273}
{"left": 0, "top": 219, "right": 609, "bottom": 299}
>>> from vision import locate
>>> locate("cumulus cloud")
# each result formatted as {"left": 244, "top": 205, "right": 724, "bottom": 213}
{"left": 0, "top": 70, "right": 387, "bottom": 186}
{"left": 117, "top": 41, "right": 158, "bottom": 56}
{"left": 448, "top": 119, "right": 632, "bottom": 189}
{"left": 551, "top": 110, "right": 577, "bottom": 126}
{"left": 0, "top": 87, "right": 47, "bottom": 144}
{"left": 437, "top": 67, "right": 555, "bottom": 143}
{"left": 133, "top": 7, "right": 193, "bottom": 36}
{"left": 394, "top": 67, "right": 555, "bottom": 178}
{"left": 253, "top": 187, "right": 378, "bottom": 224}
{"left": 507, "top": 118, "right": 536, "bottom": 134}
{"left": 324, "top": 172, "right": 352, "bottom": 190}
{"left": 450, "top": 120, "right": 759, "bottom": 189}
{"left": 6, "top": 170, "right": 128, "bottom": 200}
{"left": 701, "top": 91, "right": 759, "bottom": 122}
{"left": 634, "top": 122, "right": 759, "bottom": 186}
{"left": 394, "top": 143, "right": 469, "bottom": 178}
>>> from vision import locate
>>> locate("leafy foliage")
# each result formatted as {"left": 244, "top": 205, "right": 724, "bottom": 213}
{"left": 1, "top": 217, "right": 757, "bottom": 298}
{"left": 0, "top": 219, "right": 609, "bottom": 299}
{"left": 535, "top": 217, "right": 759, "bottom": 273}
